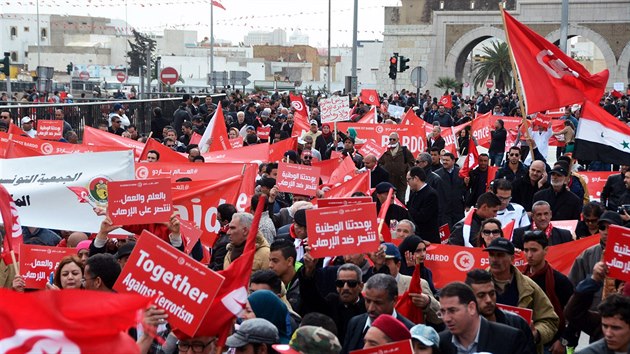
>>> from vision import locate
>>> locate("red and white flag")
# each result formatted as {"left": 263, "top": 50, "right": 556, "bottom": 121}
{"left": 360, "top": 89, "right": 380, "bottom": 106}
{"left": 439, "top": 95, "right": 453, "bottom": 109}
{"left": 212, "top": 0, "right": 225, "bottom": 10}
{"left": 290, "top": 93, "right": 309, "bottom": 118}
{"left": 502, "top": 9, "right": 608, "bottom": 114}
{"left": 199, "top": 101, "right": 231, "bottom": 153}
{"left": 357, "top": 106, "right": 377, "bottom": 124}
{"left": 458, "top": 137, "right": 479, "bottom": 178}
{"left": 82, "top": 126, "right": 145, "bottom": 157}
{"left": 0, "top": 185, "right": 22, "bottom": 265}
{"left": 291, "top": 111, "right": 311, "bottom": 138}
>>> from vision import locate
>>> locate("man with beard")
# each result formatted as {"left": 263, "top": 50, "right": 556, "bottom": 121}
{"left": 532, "top": 165, "right": 581, "bottom": 221}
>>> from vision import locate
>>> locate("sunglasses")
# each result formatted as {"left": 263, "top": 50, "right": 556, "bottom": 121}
{"left": 302, "top": 155, "right": 312, "bottom": 160}
{"left": 482, "top": 229, "right": 501, "bottom": 235}
{"left": 509, "top": 153, "right": 520, "bottom": 157}
{"left": 335, "top": 279, "right": 359, "bottom": 288}
{"left": 389, "top": 138, "right": 397, "bottom": 141}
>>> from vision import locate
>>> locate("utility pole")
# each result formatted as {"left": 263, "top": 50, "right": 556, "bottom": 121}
{"left": 350, "top": 0, "right": 358, "bottom": 96}
{"left": 559, "top": 0, "right": 569, "bottom": 53}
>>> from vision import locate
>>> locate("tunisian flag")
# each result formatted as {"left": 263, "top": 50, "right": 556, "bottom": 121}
{"left": 360, "top": 89, "right": 380, "bottom": 106}
{"left": 502, "top": 9, "right": 608, "bottom": 114}
{"left": 290, "top": 93, "right": 309, "bottom": 118}
{"left": 0, "top": 184, "right": 22, "bottom": 265}
{"left": 199, "top": 101, "right": 230, "bottom": 153}
{"left": 0, "top": 289, "right": 149, "bottom": 352}
{"left": 458, "top": 137, "right": 479, "bottom": 178}
{"left": 357, "top": 106, "right": 377, "bottom": 124}
{"left": 439, "top": 95, "right": 453, "bottom": 109}
{"left": 291, "top": 111, "right": 311, "bottom": 138}
{"left": 575, "top": 100, "right": 630, "bottom": 166}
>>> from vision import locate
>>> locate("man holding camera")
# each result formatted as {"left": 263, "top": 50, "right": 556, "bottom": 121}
{"left": 616, "top": 170, "right": 630, "bottom": 225}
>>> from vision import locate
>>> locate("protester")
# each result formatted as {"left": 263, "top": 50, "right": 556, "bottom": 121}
{"left": 511, "top": 201, "right": 573, "bottom": 250}
{"left": 410, "top": 324, "right": 440, "bottom": 354}
{"left": 226, "top": 318, "right": 280, "bottom": 353}
{"left": 363, "top": 314, "right": 411, "bottom": 348}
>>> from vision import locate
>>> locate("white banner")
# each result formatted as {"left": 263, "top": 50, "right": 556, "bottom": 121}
{"left": 320, "top": 96, "right": 350, "bottom": 123}
{"left": 1, "top": 151, "right": 135, "bottom": 233}
{"left": 387, "top": 104, "right": 405, "bottom": 118}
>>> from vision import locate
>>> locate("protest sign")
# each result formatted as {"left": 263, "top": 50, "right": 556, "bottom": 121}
{"left": 439, "top": 224, "right": 450, "bottom": 244}
{"left": 257, "top": 126, "right": 271, "bottom": 141}
{"left": 358, "top": 139, "right": 388, "bottom": 160}
{"left": 576, "top": 171, "right": 616, "bottom": 201}
{"left": 306, "top": 203, "right": 379, "bottom": 258}
{"left": 603, "top": 225, "right": 630, "bottom": 282}
{"left": 135, "top": 162, "right": 253, "bottom": 182}
{"left": 320, "top": 96, "right": 350, "bottom": 123}
{"left": 350, "top": 340, "right": 413, "bottom": 354}
{"left": 114, "top": 230, "right": 224, "bottom": 336}
{"left": 229, "top": 137, "right": 244, "bottom": 149}
{"left": 108, "top": 178, "right": 172, "bottom": 225}
{"left": 337, "top": 122, "right": 427, "bottom": 155}
{"left": 387, "top": 105, "right": 405, "bottom": 119}
{"left": 496, "top": 304, "right": 533, "bottom": 324}
{"left": 317, "top": 197, "right": 372, "bottom": 208}
{"left": 276, "top": 162, "right": 320, "bottom": 197}
{"left": 1, "top": 151, "right": 135, "bottom": 233}
{"left": 20, "top": 244, "right": 76, "bottom": 289}
{"left": 177, "top": 217, "right": 204, "bottom": 254}
{"left": 36, "top": 120, "right": 64, "bottom": 140}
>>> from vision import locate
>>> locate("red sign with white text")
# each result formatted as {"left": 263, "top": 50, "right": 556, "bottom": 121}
{"left": 358, "top": 139, "right": 388, "bottom": 159}
{"left": 350, "top": 340, "right": 413, "bottom": 354}
{"left": 276, "top": 162, "right": 320, "bottom": 197}
{"left": 113, "top": 230, "right": 224, "bottom": 336}
{"left": 257, "top": 126, "right": 271, "bottom": 140}
{"left": 439, "top": 224, "right": 450, "bottom": 244}
{"left": 177, "top": 216, "right": 203, "bottom": 254}
{"left": 135, "top": 162, "right": 254, "bottom": 183}
{"left": 497, "top": 303, "right": 533, "bottom": 324}
{"left": 337, "top": 122, "right": 427, "bottom": 155}
{"left": 19, "top": 244, "right": 76, "bottom": 289}
{"left": 603, "top": 225, "right": 630, "bottom": 282}
{"left": 576, "top": 171, "right": 616, "bottom": 201}
{"left": 229, "top": 137, "right": 244, "bottom": 149}
{"left": 36, "top": 120, "right": 64, "bottom": 140}
{"left": 306, "top": 203, "right": 379, "bottom": 258}
{"left": 108, "top": 178, "right": 173, "bottom": 225}
{"left": 317, "top": 197, "right": 373, "bottom": 208}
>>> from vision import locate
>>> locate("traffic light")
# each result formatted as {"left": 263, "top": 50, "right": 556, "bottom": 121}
{"left": 389, "top": 55, "right": 398, "bottom": 80}
{"left": 1, "top": 53, "right": 9, "bottom": 76}
{"left": 66, "top": 62, "right": 73, "bottom": 75}
{"left": 399, "top": 56, "right": 410, "bottom": 72}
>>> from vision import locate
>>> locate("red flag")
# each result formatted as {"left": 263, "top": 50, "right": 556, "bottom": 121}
{"left": 8, "top": 123, "right": 29, "bottom": 137}
{"left": 329, "top": 156, "right": 359, "bottom": 185}
{"left": 199, "top": 101, "right": 230, "bottom": 153}
{"left": 212, "top": 0, "right": 225, "bottom": 10}
{"left": 377, "top": 188, "right": 394, "bottom": 242}
{"left": 439, "top": 95, "right": 453, "bottom": 109}
{"left": 486, "top": 166, "right": 499, "bottom": 191}
{"left": 323, "top": 173, "right": 371, "bottom": 198}
{"left": 395, "top": 264, "right": 424, "bottom": 324}
{"left": 400, "top": 108, "right": 424, "bottom": 126}
{"left": 611, "top": 90, "right": 623, "bottom": 99}
{"left": 502, "top": 9, "right": 608, "bottom": 114}
{"left": 503, "top": 220, "right": 516, "bottom": 240}
{"left": 0, "top": 184, "right": 22, "bottom": 265}
{"left": 0, "top": 288, "right": 149, "bottom": 352}
{"left": 82, "top": 126, "right": 145, "bottom": 157}
{"left": 67, "top": 186, "right": 90, "bottom": 203}
{"left": 312, "top": 157, "right": 343, "bottom": 184}
{"left": 360, "top": 89, "right": 380, "bottom": 106}
{"left": 269, "top": 136, "right": 298, "bottom": 162}
{"left": 459, "top": 137, "right": 479, "bottom": 178}
{"left": 290, "top": 93, "right": 309, "bottom": 117}
{"left": 184, "top": 195, "right": 267, "bottom": 343}
{"left": 357, "top": 106, "right": 377, "bottom": 124}
{"left": 291, "top": 111, "right": 311, "bottom": 138}
{"left": 189, "top": 132, "right": 202, "bottom": 146}
{"left": 139, "top": 138, "right": 189, "bottom": 163}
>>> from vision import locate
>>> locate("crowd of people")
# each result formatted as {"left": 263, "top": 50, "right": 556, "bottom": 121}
{"left": 1, "top": 87, "right": 630, "bottom": 354}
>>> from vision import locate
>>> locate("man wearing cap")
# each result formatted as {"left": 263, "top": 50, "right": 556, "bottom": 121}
{"left": 302, "top": 119, "right": 321, "bottom": 142}
{"left": 301, "top": 135, "right": 322, "bottom": 161}
{"left": 273, "top": 326, "right": 341, "bottom": 354}
{"left": 341, "top": 136, "right": 364, "bottom": 169}
{"left": 109, "top": 103, "right": 130, "bottom": 128}
{"left": 20, "top": 116, "right": 37, "bottom": 137}
{"left": 410, "top": 324, "right": 440, "bottom": 353}
{"left": 363, "top": 314, "right": 411, "bottom": 348}
{"left": 363, "top": 155, "right": 390, "bottom": 188}
{"left": 375, "top": 182, "right": 410, "bottom": 224}
{"left": 226, "top": 318, "right": 280, "bottom": 353}
{"left": 569, "top": 211, "right": 623, "bottom": 308}
{"left": 438, "top": 282, "right": 532, "bottom": 354}
{"left": 407, "top": 167, "right": 440, "bottom": 243}
{"left": 380, "top": 132, "right": 415, "bottom": 202}
{"left": 511, "top": 201, "right": 573, "bottom": 250}
{"left": 532, "top": 164, "right": 581, "bottom": 221}
{"left": 485, "top": 238, "right": 559, "bottom": 353}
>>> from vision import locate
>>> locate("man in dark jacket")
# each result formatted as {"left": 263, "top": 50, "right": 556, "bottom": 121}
{"left": 375, "top": 182, "right": 410, "bottom": 223}
{"left": 173, "top": 94, "right": 192, "bottom": 135}
{"left": 511, "top": 200, "right": 573, "bottom": 250}
{"left": 575, "top": 294, "right": 630, "bottom": 354}
{"left": 601, "top": 165, "right": 629, "bottom": 211}
{"left": 379, "top": 132, "right": 415, "bottom": 202}
{"left": 512, "top": 160, "right": 549, "bottom": 214}
{"left": 406, "top": 167, "right": 440, "bottom": 243}
{"left": 435, "top": 152, "right": 466, "bottom": 228}
{"left": 532, "top": 165, "right": 582, "bottom": 221}
{"left": 464, "top": 153, "right": 490, "bottom": 208}
{"left": 364, "top": 155, "right": 390, "bottom": 188}
{"left": 495, "top": 146, "right": 529, "bottom": 182}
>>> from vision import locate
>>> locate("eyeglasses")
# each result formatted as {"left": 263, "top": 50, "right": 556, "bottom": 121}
{"left": 482, "top": 229, "right": 502, "bottom": 235}
{"left": 509, "top": 153, "right": 520, "bottom": 157}
{"left": 81, "top": 276, "right": 97, "bottom": 285}
{"left": 177, "top": 339, "right": 215, "bottom": 353}
{"left": 335, "top": 279, "right": 359, "bottom": 288}
{"left": 584, "top": 218, "right": 599, "bottom": 224}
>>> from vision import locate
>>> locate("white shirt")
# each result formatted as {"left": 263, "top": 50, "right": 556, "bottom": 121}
{"left": 525, "top": 127, "right": 553, "bottom": 165}
{"left": 496, "top": 203, "right": 531, "bottom": 238}
{"left": 25, "top": 129, "right": 37, "bottom": 138}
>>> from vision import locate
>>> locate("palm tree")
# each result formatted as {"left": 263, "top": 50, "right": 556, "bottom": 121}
{"left": 435, "top": 77, "right": 461, "bottom": 94}
{"left": 472, "top": 41, "right": 512, "bottom": 91}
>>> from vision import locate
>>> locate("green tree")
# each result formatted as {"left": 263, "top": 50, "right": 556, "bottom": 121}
{"left": 127, "top": 29, "right": 157, "bottom": 76}
{"left": 435, "top": 77, "right": 461, "bottom": 94}
{"left": 472, "top": 41, "right": 512, "bottom": 91}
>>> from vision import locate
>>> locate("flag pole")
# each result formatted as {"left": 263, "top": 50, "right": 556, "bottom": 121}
{"left": 499, "top": 4, "right": 536, "bottom": 163}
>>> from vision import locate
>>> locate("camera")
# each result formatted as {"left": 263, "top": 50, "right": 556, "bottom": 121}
{"left": 617, "top": 205, "right": 630, "bottom": 214}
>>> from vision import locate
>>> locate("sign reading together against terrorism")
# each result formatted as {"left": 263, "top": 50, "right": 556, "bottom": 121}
{"left": 604, "top": 225, "right": 630, "bottom": 282}
{"left": 107, "top": 178, "right": 172, "bottom": 225}
{"left": 36, "top": 120, "right": 64, "bottom": 140}
{"left": 306, "top": 202, "right": 379, "bottom": 258}
{"left": 276, "top": 162, "right": 320, "bottom": 197}
{"left": 114, "top": 230, "right": 225, "bottom": 336}
{"left": 19, "top": 244, "right": 76, "bottom": 289}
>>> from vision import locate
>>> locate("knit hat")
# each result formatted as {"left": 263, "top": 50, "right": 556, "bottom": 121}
{"left": 293, "top": 209, "right": 307, "bottom": 227}
{"left": 370, "top": 314, "right": 411, "bottom": 342}
{"left": 76, "top": 240, "right": 91, "bottom": 252}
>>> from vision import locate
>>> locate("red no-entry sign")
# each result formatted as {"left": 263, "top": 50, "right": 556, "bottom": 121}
{"left": 160, "top": 67, "right": 179, "bottom": 85}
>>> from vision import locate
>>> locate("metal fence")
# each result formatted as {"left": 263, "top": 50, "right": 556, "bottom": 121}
{"left": 0, "top": 97, "right": 184, "bottom": 139}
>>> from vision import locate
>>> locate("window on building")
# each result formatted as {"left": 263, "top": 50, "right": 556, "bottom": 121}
{"left": 24, "top": 51, "right": 28, "bottom": 58}
{"left": 41, "top": 28, "right": 47, "bottom": 40}
{"left": 10, "top": 52, "right": 18, "bottom": 62}
{"left": 10, "top": 27, "right": 17, "bottom": 37}
{"left": 439, "top": 1, "right": 444, "bottom": 9}
{"left": 24, "top": 27, "right": 30, "bottom": 32}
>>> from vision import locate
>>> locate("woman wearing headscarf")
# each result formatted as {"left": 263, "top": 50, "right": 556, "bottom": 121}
{"left": 243, "top": 290, "right": 295, "bottom": 344}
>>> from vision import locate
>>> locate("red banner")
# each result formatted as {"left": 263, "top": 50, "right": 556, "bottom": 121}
{"left": 576, "top": 171, "right": 616, "bottom": 201}
{"left": 113, "top": 230, "right": 224, "bottom": 336}
{"left": 203, "top": 143, "right": 270, "bottom": 163}
{"left": 36, "top": 120, "right": 64, "bottom": 140}
{"left": 135, "top": 162, "right": 253, "bottom": 183}
{"left": 306, "top": 203, "right": 379, "bottom": 258}
{"left": 82, "top": 126, "right": 145, "bottom": 157}
{"left": 6, "top": 133, "right": 126, "bottom": 158}
{"left": 138, "top": 138, "right": 188, "bottom": 163}
{"left": 19, "top": 244, "right": 75, "bottom": 289}
{"left": 603, "top": 225, "right": 630, "bottom": 282}
{"left": 177, "top": 217, "right": 204, "bottom": 254}
{"left": 323, "top": 173, "right": 371, "bottom": 198}
{"left": 350, "top": 340, "right": 413, "bottom": 354}
{"left": 358, "top": 139, "right": 388, "bottom": 159}
{"left": 107, "top": 178, "right": 173, "bottom": 225}
{"left": 276, "top": 162, "right": 320, "bottom": 197}
{"left": 424, "top": 235, "right": 600, "bottom": 288}
{"left": 496, "top": 303, "right": 533, "bottom": 324}
{"left": 552, "top": 220, "right": 579, "bottom": 234}
{"left": 317, "top": 197, "right": 373, "bottom": 208}
{"left": 268, "top": 137, "right": 298, "bottom": 163}
{"left": 337, "top": 122, "right": 427, "bottom": 155}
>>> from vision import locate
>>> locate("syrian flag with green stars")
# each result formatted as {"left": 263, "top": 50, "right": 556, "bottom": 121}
{"left": 574, "top": 100, "right": 630, "bottom": 165}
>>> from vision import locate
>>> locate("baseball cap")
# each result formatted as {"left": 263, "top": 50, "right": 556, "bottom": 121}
{"left": 410, "top": 324, "right": 440, "bottom": 347}
{"left": 115, "top": 242, "right": 136, "bottom": 260}
{"left": 370, "top": 314, "right": 411, "bottom": 342}
{"left": 309, "top": 119, "right": 318, "bottom": 126}
{"left": 113, "top": 103, "right": 123, "bottom": 111}
{"left": 550, "top": 166, "right": 568, "bottom": 177}
{"left": 293, "top": 209, "right": 307, "bottom": 227}
{"left": 483, "top": 238, "right": 515, "bottom": 255}
{"left": 375, "top": 182, "right": 396, "bottom": 194}
{"left": 283, "top": 150, "right": 298, "bottom": 162}
{"left": 21, "top": 116, "right": 33, "bottom": 124}
{"left": 383, "top": 243, "right": 401, "bottom": 262}
{"left": 272, "top": 326, "right": 341, "bottom": 354}
{"left": 246, "top": 125, "right": 256, "bottom": 131}
{"left": 226, "top": 318, "right": 279, "bottom": 348}
{"left": 599, "top": 211, "right": 623, "bottom": 226}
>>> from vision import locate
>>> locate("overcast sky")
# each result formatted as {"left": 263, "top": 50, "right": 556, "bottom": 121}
{"left": 4, "top": 0, "right": 401, "bottom": 47}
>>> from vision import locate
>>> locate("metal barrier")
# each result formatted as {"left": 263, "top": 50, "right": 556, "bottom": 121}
{"left": 0, "top": 97, "right": 184, "bottom": 139}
